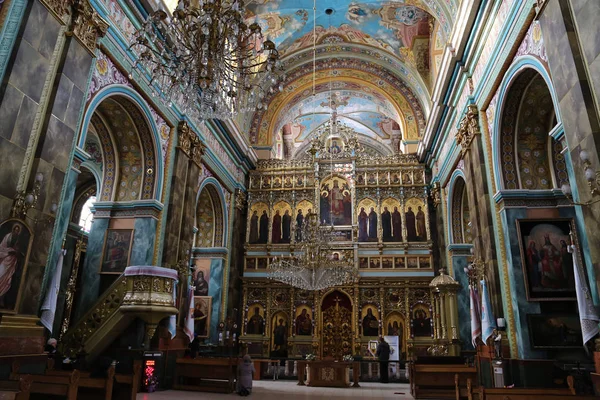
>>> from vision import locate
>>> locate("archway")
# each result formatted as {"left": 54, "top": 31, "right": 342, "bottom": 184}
{"left": 320, "top": 290, "right": 353, "bottom": 360}
{"left": 499, "top": 69, "right": 567, "bottom": 190}
{"left": 450, "top": 176, "right": 472, "bottom": 244}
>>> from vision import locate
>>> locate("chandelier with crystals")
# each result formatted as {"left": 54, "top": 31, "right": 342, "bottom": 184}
{"left": 129, "top": 0, "right": 282, "bottom": 120}
{"left": 268, "top": 212, "right": 357, "bottom": 291}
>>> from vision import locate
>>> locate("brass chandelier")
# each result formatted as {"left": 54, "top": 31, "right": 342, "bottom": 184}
{"left": 129, "top": 0, "right": 282, "bottom": 120}
{"left": 267, "top": 212, "right": 357, "bottom": 291}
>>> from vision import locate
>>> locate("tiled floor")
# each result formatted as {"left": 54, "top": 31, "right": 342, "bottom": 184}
{"left": 137, "top": 380, "right": 413, "bottom": 399}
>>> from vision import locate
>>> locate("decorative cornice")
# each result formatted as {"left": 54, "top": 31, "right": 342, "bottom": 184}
{"left": 455, "top": 104, "right": 480, "bottom": 155}
{"left": 234, "top": 188, "right": 246, "bottom": 211}
{"left": 70, "top": 0, "right": 108, "bottom": 56}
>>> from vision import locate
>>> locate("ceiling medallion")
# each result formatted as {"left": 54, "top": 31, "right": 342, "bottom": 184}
{"left": 129, "top": 0, "right": 283, "bottom": 120}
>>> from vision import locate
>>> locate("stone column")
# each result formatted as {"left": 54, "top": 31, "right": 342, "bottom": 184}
{"left": 456, "top": 105, "right": 503, "bottom": 319}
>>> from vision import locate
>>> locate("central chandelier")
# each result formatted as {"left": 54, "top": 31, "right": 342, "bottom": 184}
{"left": 267, "top": 212, "right": 357, "bottom": 291}
{"left": 129, "top": 0, "right": 282, "bottom": 120}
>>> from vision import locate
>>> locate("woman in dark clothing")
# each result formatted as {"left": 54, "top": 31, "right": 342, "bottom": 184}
{"left": 376, "top": 336, "right": 390, "bottom": 383}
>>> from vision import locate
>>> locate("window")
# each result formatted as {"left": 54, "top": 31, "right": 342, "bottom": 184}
{"left": 78, "top": 196, "right": 96, "bottom": 233}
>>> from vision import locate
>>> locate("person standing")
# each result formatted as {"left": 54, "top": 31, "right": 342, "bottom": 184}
{"left": 376, "top": 336, "right": 390, "bottom": 383}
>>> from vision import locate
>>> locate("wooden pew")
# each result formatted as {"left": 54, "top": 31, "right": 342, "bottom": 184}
{"left": 0, "top": 375, "right": 32, "bottom": 400}
{"left": 455, "top": 375, "right": 480, "bottom": 400}
{"left": 113, "top": 360, "right": 142, "bottom": 400}
{"left": 173, "top": 357, "right": 238, "bottom": 393}
{"left": 410, "top": 362, "right": 477, "bottom": 399}
{"left": 460, "top": 376, "right": 598, "bottom": 400}
{"left": 46, "top": 365, "right": 115, "bottom": 400}
{"left": 10, "top": 371, "right": 80, "bottom": 400}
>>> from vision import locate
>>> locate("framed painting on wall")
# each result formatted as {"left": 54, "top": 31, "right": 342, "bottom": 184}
{"left": 100, "top": 229, "right": 134, "bottom": 274}
{"left": 0, "top": 219, "right": 34, "bottom": 314}
{"left": 193, "top": 296, "right": 212, "bottom": 338}
{"left": 527, "top": 314, "right": 582, "bottom": 349}
{"left": 516, "top": 219, "right": 577, "bottom": 301}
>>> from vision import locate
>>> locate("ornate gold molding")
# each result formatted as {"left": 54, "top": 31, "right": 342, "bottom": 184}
{"left": 177, "top": 121, "right": 205, "bottom": 167}
{"left": 430, "top": 181, "right": 441, "bottom": 207}
{"left": 70, "top": 0, "right": 108, "bottom": 55}
{"left": 234, "top": 188, "right": 247, "bottom": 211}
{"left": 455, "top": 104, "right": 480, "bottom": 154}
{"left": 40, "top": 0, "right": 75, "bottom": 22}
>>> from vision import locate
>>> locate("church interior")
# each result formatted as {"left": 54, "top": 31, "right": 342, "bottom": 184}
{"left": 0, "top": 0, "right": 599, "bottom": 398}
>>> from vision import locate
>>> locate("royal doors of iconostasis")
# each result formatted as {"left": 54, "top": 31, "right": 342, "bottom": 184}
{"left": 321, "top": 290, "right": 353, "bottom": 359}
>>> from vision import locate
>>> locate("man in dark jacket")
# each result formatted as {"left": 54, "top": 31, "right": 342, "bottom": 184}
{"left": 375, "top": 336, "right": 390, "bottom": 383}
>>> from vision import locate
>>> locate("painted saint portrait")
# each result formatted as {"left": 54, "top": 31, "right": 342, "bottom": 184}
{"left": 193, "top": 296, "right": 212, "bottom": 338}
{"left": 528, "top": 314, "right": 582, "bottom": 348}
{"left": 247, "top": 304, "right": 265, "bottom": 335}
{"left": 320, "top": 176, "right": 352, "bottom": 225}
{"left": 193, "top": 259, "right": 211, "bottom": 296}
{"left": 295, "top": 305, "right": 312, "bottom": 336}
{"left": 362, "top": 305, "right": 379, "bottom": 337}
{"left": 100, "top": 229, "right": 134, "bottom": 274}
{"left": 412, "top": 305, "right": 432, "bottom": 337}
{"left": 517, "top": 220, "right": 576, "bottom": 301}
{"left": 386, "top": 313, "right": 405, "bottom": 355}
{"left": 271, "top": 312, "right": 288, "bottom": 351}
{"left": 0, "top": 219, "right": 33, "bottom": 313}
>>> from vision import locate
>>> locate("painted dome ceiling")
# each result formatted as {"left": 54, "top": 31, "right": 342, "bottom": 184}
{"left": 222, "top": 0, "right": 457, "bottom": 158}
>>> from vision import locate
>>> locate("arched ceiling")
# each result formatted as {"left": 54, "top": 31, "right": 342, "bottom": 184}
{"left": 164, "top": 0, "right": 460, "bottom": 159}
{"left": 239, "top": 0, "right": 459, "bottom": 159}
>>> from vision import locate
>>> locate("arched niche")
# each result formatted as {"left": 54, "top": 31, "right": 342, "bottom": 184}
{"left": 195, "top": 183, "right": 225, "bottom": 248}
{"left": 498, "top": 68, "right": 568, "bottom": 190}
{"left": 449, "top": 176, "right": 472, "bottom": 244}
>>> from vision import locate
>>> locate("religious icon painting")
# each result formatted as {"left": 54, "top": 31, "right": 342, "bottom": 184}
{"left": 294, "top": 305, "right": 312, "bottom": 336}
{"left": 271, "top": 311, "right": 289, "bottom": 351}
{"left": 418, "top": 257, "right": 431, "bottom": 269}
{"left": 359, "top": 257, "right": 368, "bottom": 269}
{"left": 257, "top": 258, "right": 267, "bottom": 269}
{"left": 245, "top": 257, "right": 256, "bottom": 270}
{"left": 385, "top": 312, "right": 405, "bottom": 354}
{"left": 394, "top": 257, "right": 406, "bottom": 269}
{"left": 370, "top": 257, "right": 381, "bottom": 269}
{"left": 246, "top": 303, "right": 265, "bottom": 335}
{"left": 382, "top": 257, "right": 393, "bottom": 269}
{"left": 0, "top": 218, "right": 33, "bottom": 314}
{"left": 357, "top": 198, "right": 377, "bottom": 242}
{"left": 404, "top": 198, "right": 427, "bottom": 242}
{"left": 320, "top": 175, "right": 352, "bottom": 225}
{"left": 100, "top": 229, "right": 134, "bottom": 274}
{"left": 406, "top": 257, "right": 418, "bottom": 269}
{"left": 272, "top": 201, "right": 293, "bottom": 244}
{"left": 516, "top": 219, "right": 577, "bottom": 301}
{"left": 357, "top": 173, "right": 365, "bottom": 185}
{"left": 368, "top": 340, "right": 378, "bottom": 357}
{"left": 325, "top": 137, "right": 344, "bottom": 155}
{"left": 192, "top": 258, "right": 211, "bottom": 296}
{"left": 381, "top": 198, "right": 402, "bottom": 242}
{"left": 411, "top": 304, "right": 433, "bottom": 337}
{"left": 361, "top": 304, "right": 380, "bottom": 337}
{"left": 193, "top": 296, "right": 212, "bottom": 338}
{"left": 249, "top": 202, "right": 269, "bottom": 244}
{"left": 527, "top": 314, "right": 582, "bottom": 348}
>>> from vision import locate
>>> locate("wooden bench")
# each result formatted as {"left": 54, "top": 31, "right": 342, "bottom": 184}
{"left": 113, "top": 361, "right": 142, "bottom": 400}
{"left": 46, "top": 366, "right": 115, "bottom": 400}
{"left": 459, "top": 376, "right": 597, "bottom": 400}
{"left": 0, "top": 376, "right": 32, "bottom": 400}
{"left": 10, "top": 370, "right": 80, "bottom": 400}
{"left": 410, "top": 362, "right": 477, "bottom": 399}
{"left": 173, "top": 357, "right": 238, "bottom": 393}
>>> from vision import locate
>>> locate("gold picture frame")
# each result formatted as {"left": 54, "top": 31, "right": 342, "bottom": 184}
{"left": 100, "top": 229, "right": 134, "bottom": 274}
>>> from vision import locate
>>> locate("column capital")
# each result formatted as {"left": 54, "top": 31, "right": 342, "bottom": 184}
{"left": 455, "top": 104, "right": 480, "bottom": 154}
{"left": 178, "top": 121, "right": 206, "bottom": 167}
{"left": 71, "top": 0, "right": 109, "bottom": 55}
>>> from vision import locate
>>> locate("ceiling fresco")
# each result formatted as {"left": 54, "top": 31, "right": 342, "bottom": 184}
{"left": 245, "top": 0, "right": 455, "bottom": 58}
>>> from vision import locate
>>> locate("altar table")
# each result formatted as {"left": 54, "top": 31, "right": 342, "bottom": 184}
{"left": 297, "top": 360, "right": 360, "bottom": 388}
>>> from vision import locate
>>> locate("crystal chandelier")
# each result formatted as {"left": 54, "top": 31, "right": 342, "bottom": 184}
{"left": 129, "top": 0, "right": 282, "bottom": 120}
{"left": 268, "top": 212, "right": 357, "bottom": 291}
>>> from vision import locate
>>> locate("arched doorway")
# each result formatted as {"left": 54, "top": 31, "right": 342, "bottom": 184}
{"left": 320, "top": 290, "right": 353, "bottom": 360}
